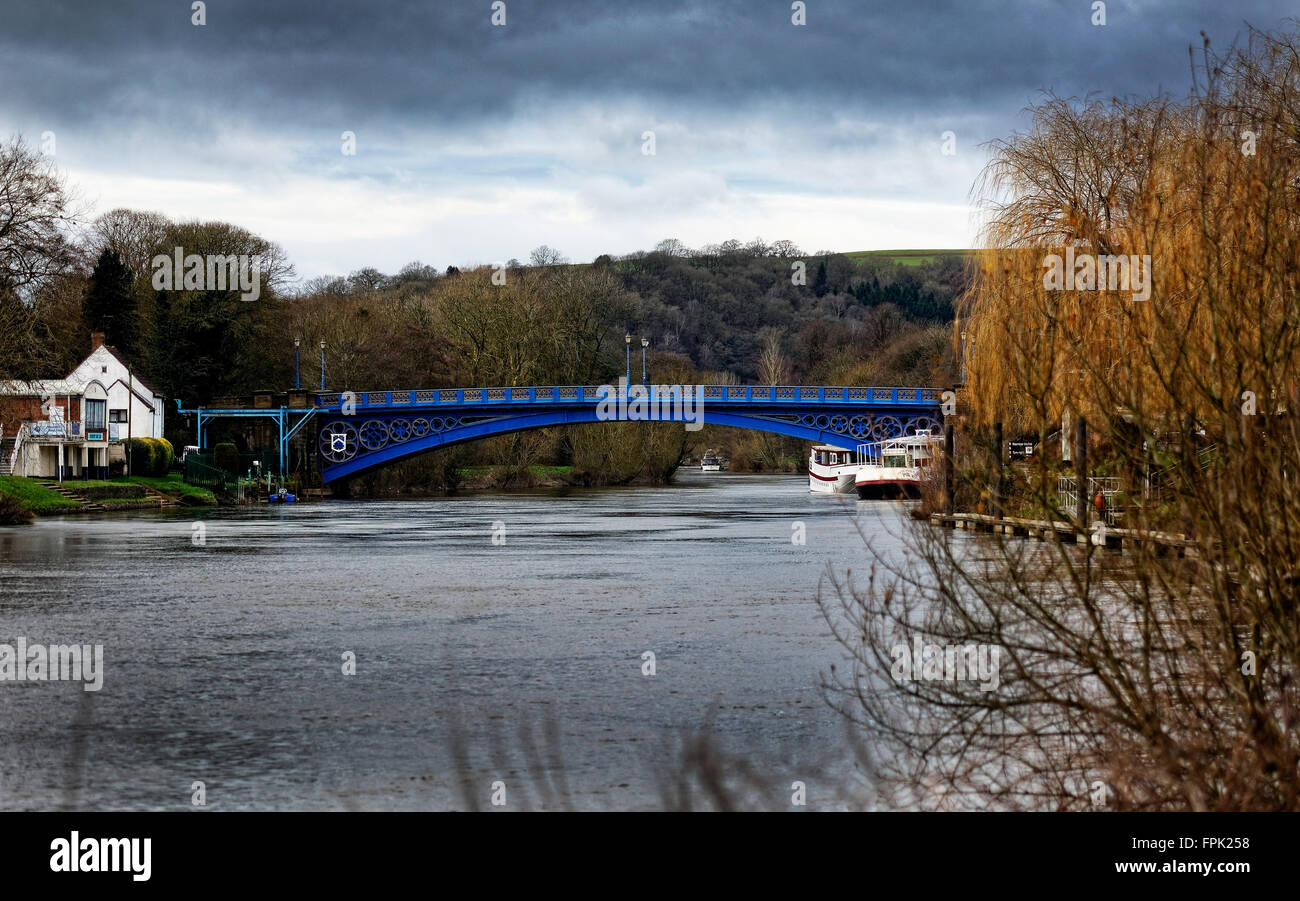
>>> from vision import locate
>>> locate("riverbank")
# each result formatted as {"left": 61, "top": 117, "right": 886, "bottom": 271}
{"left": 0, "top": 474, "right": 217, "bottom": 523}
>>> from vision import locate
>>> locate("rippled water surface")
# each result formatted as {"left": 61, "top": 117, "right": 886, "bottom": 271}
{"left": 0, "top": 471, "right": 927, "bottom": 810}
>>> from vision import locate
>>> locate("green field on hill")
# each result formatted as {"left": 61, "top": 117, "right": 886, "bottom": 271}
{"left": 843, "top": 249, "right": 974, "bottom": 267}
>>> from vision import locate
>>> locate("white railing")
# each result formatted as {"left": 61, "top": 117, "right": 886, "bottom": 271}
{"left": 1057, "top": 476, "right": 1123, "bottom": 525}
{"left": 5, "top": 422, "right": 29, "bottom": 475}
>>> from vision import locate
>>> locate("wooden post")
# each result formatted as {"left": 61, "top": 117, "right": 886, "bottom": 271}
{"left": 992, "top": 420, "right": 1004, "bottom": 519}
{"left": 1075, "top": 416, "right": 1088, "bottom": 527}
{"left": 944, "top": 418, "right": 955, "bottom": 516}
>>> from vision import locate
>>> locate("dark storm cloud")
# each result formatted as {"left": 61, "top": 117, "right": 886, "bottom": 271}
{"left": 1, "top": 0, "right": 1295, "bottom": 137}
{"left": 2, "top": 0, "right": 1296, "bottom": 274}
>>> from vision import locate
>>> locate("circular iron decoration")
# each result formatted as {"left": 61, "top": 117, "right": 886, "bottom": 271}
{"left": 906, "top": 416, "right": 943, "bottom": 437}
{"left": 389, "top": 419, "right": 412, "bottom": 442}
{"left": 849, "top": 416, "right": 871, "bottom": 439}
{"left": 358, "top": 419, "right": 390, "bottom": 450}
{"left": 410, "top": 418, "right": 431, "bottom": 437}
{"left": 320, "top": 421, "right": 358, "bottom": 462}
{"left": 829, "top": 415, "right": 848, "bottom": 434}
{"left": 872, "top": 415, "right": 903, "bottom": 439}
{"left": 815, "top": 414, "right": 830, "bottom": 429}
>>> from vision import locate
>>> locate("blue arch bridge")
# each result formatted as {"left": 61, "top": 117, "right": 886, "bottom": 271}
{"left": 177, "top": 384, "right": 945, "bottom": 483}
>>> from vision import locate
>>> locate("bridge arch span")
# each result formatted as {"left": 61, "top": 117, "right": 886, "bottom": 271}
{"left": 317, "top": 406, "right": 944, "bottom": 483}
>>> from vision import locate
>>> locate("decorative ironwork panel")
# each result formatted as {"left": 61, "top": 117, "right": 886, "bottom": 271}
{"left": 463, "top": 389, "right": 484, "bottom": 401}
{"left": 391, "top": 391, "right": 410, "bottom": 404}
{"left": 320, "top": 421, "right": 358, "bottom": 462}
{"left": 752, "top": 387, "right": 771, "bottom": 399}
{"left": 897, "top": 388, "right": 917, "bottom": 401}
{"left": 358, "top": 420, "right": 390, "bottom": 450}
{"left": 703, "top": 386, "right": 722, "bottom": 399}
{"left": 776, "top": 387, "right": 795, "bottom": 399}
{"left": 388, "top": 419, "right": 412, "bottom": 442}
{"left": 871, "top": 415, "right": 902, "bottom": 439}
{"left": 438, "top": 390, "right": 458, "bottom": 402}
{"left": 558, "top": 387, "right": 578, "bottom": 399}
{"left": 906, "top": 415, "right": 943, "bottom": 436}
{"left": 415, "top": 391, "right": 436, "bottom": 403}
{"left": 799, "top": 387, "right": 820, "bottom": 399}
{"left": 849, "top": 388, "right": 869, "bottom": 399}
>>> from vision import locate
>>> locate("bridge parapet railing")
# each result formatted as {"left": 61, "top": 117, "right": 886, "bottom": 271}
{"left": 313, "top": 385, "right": 940, "bottom": 410}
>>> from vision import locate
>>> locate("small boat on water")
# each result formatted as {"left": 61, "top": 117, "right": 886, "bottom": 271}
{"left": 808, "top": 444, "right": 859, "bottom": 494}
{"left": 854, "top": 430, "right": 942, "bottom": 499}
{"left": 700, "top": 449, "right": 728, "bottom": 472}
{"left": 268, "top": 488, "right": 296, "bottom": 504}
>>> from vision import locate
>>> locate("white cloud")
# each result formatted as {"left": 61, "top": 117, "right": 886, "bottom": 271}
{"left": 57, "top": 101, "right": 984, "bottom": 280}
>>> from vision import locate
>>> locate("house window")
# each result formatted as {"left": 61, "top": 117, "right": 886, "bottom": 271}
{"left": 109, "top": 409, "right": 128, "bottom": 423}
{"left": 85, "top": 399, "right": 107, "bottom": 430}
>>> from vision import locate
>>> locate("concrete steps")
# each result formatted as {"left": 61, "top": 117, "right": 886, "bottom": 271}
{"left": 0, "top": 437, "right": 16, "bottom": 475}
{"left": 32, "top": 478, "right": 179, "bottom": 510}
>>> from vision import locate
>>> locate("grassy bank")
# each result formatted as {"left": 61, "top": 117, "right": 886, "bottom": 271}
{"left": 0, "top": 476, "right": 81, "bottom": 520}
{"left": 0, "top": 474, "right": 216, "bottom": 523}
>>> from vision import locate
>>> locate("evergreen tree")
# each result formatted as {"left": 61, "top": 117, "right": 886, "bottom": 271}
{"left": 812, "top": 260, "right": 828, "bottom": 297}
{"left": 83, "top": 249, "right": 138, "bottom": 357}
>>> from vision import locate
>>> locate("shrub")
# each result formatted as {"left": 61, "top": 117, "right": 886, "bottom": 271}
{"left": 126, "top": 438, "right": 155, "bottom": 475}
{"left": 153, "top": 437, "right": 175, "bottom": 474}
{"left": 142, "top": 437, "right": 169, "bottom": 476}
{"left": 214, "top": 442, "right": 239, "bottom": 475}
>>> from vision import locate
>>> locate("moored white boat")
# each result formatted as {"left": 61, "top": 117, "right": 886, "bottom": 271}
{"left": 701, "top": 449, "right": 728, "bottom": 471}
{"left": 854, "top": 430, "right": 942, "bottom": 499}
{"left": 808, "top": 444, "right": 858, "bottom": 494}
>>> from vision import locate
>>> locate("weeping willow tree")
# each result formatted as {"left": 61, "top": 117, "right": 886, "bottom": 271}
{"left": 820, "top": 24, "right": 1300, "bottom": 811}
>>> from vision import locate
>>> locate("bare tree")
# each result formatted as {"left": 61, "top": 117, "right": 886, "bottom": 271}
{"left": 0, "top": 136, "right": 79, "bottom": 301}
{"left": 529, "top": 244, "right": 567, "bottom": 267}
{"left": 91, "top": 208, "right": 172, "bottom": 282}
{"left": 821, "top": 24, "right": 1300, "bottom": 811}
{"left": 756, "top": 328, "right": 790, "bottom": 385}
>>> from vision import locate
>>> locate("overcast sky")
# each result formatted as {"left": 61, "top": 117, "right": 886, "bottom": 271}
{"left": 1, "top": 1, "right": 1295, "bottom": 281}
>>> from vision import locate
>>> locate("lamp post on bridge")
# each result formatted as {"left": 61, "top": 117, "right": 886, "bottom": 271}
{"left": 319, "top": 340, "right": 326, "bottom": 391}
{"left": 294, "top": 337, "right": 301, "bottom": 390}
{"left": 624, "top": 333, "right": 632, "bottom": 388}
{"left": 640, "top": 337, "right": 649, "bottom": 385}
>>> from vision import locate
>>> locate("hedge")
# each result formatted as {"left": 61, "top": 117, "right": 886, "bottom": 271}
{"left": 155, "top": 437, "right": 175, "bottom": 472}
{"left": 126, "top": 438, "right": 156, "bottom": 475}
{"left": 214, "top": 442, "right": 239, "bottom": 475}
{"left": 125, "top": 438, "right": 174, "bottom": 476}
{"left": 79, "top": 484, "right": 147, "bottom": 499}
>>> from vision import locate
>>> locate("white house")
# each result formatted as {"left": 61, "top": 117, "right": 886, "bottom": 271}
{"left": 0, "top": 333, "right": 166, "bottom": 479}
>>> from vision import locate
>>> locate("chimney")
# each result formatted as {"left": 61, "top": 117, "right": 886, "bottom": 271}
{"left": 91, "top": 331, "right": 105, "bottom": 351}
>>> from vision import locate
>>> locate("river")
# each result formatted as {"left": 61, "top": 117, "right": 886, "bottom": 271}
{"left": 0, "top": 471, "right": 924, "bottom": 810}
